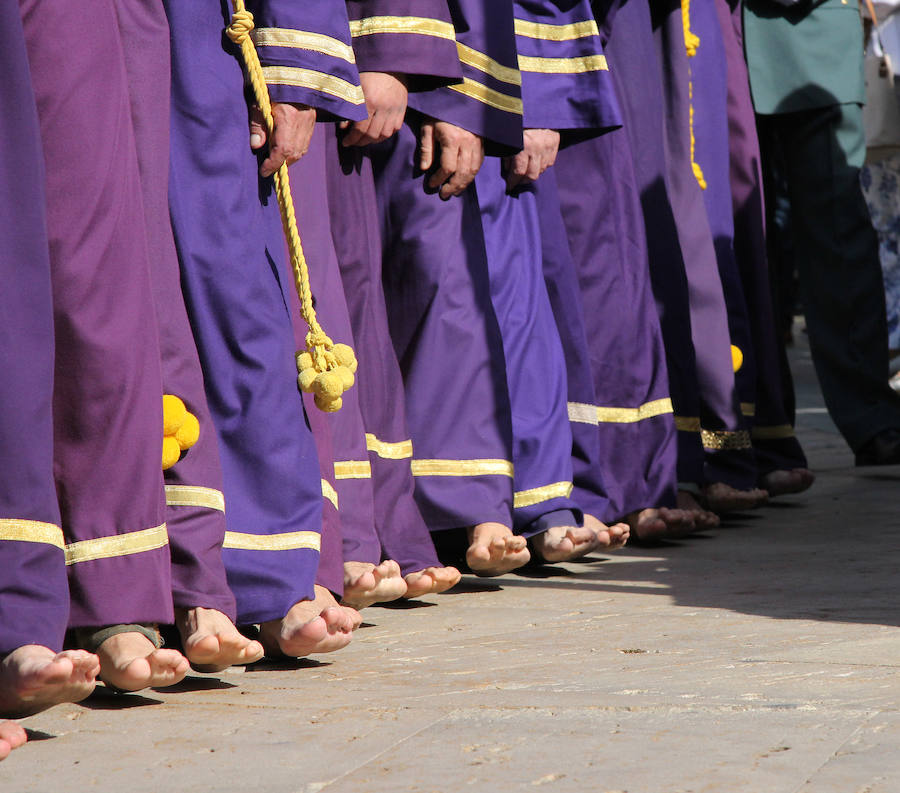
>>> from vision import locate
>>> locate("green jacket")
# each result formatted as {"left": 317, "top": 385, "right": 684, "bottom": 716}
{"left": 743, "top": 0, "right": 865, "bottom": 114}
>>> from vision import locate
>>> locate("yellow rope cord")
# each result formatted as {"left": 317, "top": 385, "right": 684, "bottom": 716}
{"left": 226, "top": 3, "right": 356, "bottom": 412}
{"left": 681, "top": 0, "right": 707, "bottom": 190}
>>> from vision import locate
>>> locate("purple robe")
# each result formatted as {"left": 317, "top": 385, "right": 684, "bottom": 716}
{"left": 651, "top": 1, "right": 757, "bottom": 490}
{"left": 536, "top": 170, "right": 614, "bottom": 521}
{"left": 21, "top": 0, "right": 172, "bottom": 628}
{"left": 475, "top": 165, "right": 581, "bottom": 534}
{"left": 325, "top": 128, "right": 448, "bottom": 573}
{"left": 603, "top": 0, "right": 706, "bottom": 490}
{"left": 714, "top": 0, "right": 807, "bottom": 475}
{"left": 288, "top": 125, "right": 381, "bottom": 589}
{"left": 371, "top": 121, "right": 515, "bottom": 532}
{"left": 0, "top": 2, "right": 69, "bottom": 655}
{"left": 163, "top": 0, "right": 358, "bottom": 624}
{"left": 116, "top": 0, "right": 237, "bottom": 621}
{"left": 554, "top": 123, "right": 679, "bottom": 520}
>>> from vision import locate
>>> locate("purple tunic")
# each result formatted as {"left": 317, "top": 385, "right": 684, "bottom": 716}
{"left": 475, "top": 164, "right": 581, "bottom": 534}
{"left": 714, "top": 0, "right": 807, "bottom": 475}
{"left": 554, "top": 122, "right": 679, "bottom": 520}
{"left": 116, "top": 0, "right": 237, "bottom": 621}
{"left": 22, "top": 0, "right": 173, "bottom": 628}
{"left": 164, "top": 0, "right": 349, "bottom": 625}
{"left": 651, "top": 1, "right": 757, "bottom": 490}
{"left": 288, "top": 125, "right": 381, "bottom": 588}
{"left": 371, "top": 121, "right": 515, "bottom": 531}
{"left": 603, "top": 0, "right": 706, "bottom": 490}
{"left": 0, "top": 2, "right": 69, "bottom": 655}
{"left": 325, "top": 128, "right": 446, "bottom": 573}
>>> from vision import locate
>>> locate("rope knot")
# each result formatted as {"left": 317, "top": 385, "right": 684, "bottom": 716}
{"left": 226, "top": 9, "right": 255, "bottom": 45}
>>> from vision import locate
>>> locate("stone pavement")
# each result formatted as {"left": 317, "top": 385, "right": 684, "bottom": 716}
{"left": 3, "top": 335, "right": 899, "bottom": 793}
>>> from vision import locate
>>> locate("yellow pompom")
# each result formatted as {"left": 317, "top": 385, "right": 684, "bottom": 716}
{"left": 296, "top": 351, "right": 314, "bottom": 372}
{"left": 336, "top": 365, "right": 355, "bottom": 391}
{"left": 298, "top": 367, "right": 317, "bottom": 392}
{"left": 162, "top": 435, "right": 181, "bottom": 470}
{"left": 174, "top": 411, "right": 200, "bottom": 451}
{"left": 332, "top": 343, "right": 357, "bottom": 374}
{"left": 163, "top": 394, "right": 187, "bottom": 436}
{"left": 315, "top": 393, "right": 342, "bottom": 413}
{"left": 730, "top": 344, "right": 743, "bottom": 373}
{"left": 313, "top": 371, "right": 343, "bottom": 399}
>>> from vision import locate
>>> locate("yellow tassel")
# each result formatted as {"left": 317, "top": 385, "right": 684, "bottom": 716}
{"left": 163, "top": 394, "right": 187, "bottom": 436}
{"left": 226, "top": 2, "right": 356, "bottom": 412}
{"left": 162, "top": 394, "right": 201, "bottom": 470}
{"left": 162, "top": 435, "right": 182, "bottom": 471}
{"left": 681, "top": 0, "right": 707, "bottom": 191}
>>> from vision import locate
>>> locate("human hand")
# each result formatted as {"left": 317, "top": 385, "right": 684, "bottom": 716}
{"left": 419, "top": 118, "right": 485, "bottom": 200}
{"left": 341, "top": 72, "right": 408, "bottom": 147}
{"left": 250, "top": 102, "right": 316, "bottom": 177}
{"left": 503, "top": 128, "right": 560, "bottom": 190}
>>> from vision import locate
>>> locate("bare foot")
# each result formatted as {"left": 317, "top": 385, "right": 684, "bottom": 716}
{"left": 93, "top": 632, "right": 189, "bottom": 692}
{"left": 404, "top": 565, "right": 462, "bottom": 599}
{"left": 677, "top": 490, "right": 720, "bottom": 529}
{"left": 341, "top": 560, "right": 408, "bottom": 609}
{"left": 0, "top": 721, "right": 27, "bottom": 761}
{"left": 583, "top": 513, "right": 630, "bottom": 551}
{"left": 625, "top": 507, "right": 697, "bottom": 543}
{"left": 466, "top": 522, "right": 530, "bottom": 576}
{"left": 703, "top": 482, "right": 768, "bottom": 513}
{"left": 759, "top": 468, "right": 815, "bottom": 497}
{"left": 258, "top": 585, "right": 359, "bottom": 658}
{"left": 0, "top": 646, "right": 99, "bottom": 718}
{"left": 175, "top": 607, "right": 264, "bottom": 673}
{"left": 531, "top": 524, "right": 599, "bottom": 562}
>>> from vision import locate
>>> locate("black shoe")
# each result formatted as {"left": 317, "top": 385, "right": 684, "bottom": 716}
{"left": 854, "top": 428, "right": 900, "bottom": 466}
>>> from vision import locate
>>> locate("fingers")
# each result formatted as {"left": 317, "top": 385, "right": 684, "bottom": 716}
{"left": 505, "top": 150, "right": 530, "bottom": 191}
{"left": 419, "top": 121, "right": 435, "bottom": 171}
{"left": 249, "top": 106, "right": 267, "bottom": 150}
{"left": 441, "top": 142, "right": 480, "bottom": 199}
{"left": 429, "top": 138, "right": 458, "bottom": 192}
{"left": 259, "top": 103, "right": 315, "bottom": 177}
{"left": 341, "top": 117, "right": 372, "bottom": 148}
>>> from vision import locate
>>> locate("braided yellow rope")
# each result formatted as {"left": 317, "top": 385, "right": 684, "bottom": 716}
{"left": 226, "top": 2, "right": 357, "bottom": 412}
{"left": 681, "top": 0, "right": 707, "bottom": 190}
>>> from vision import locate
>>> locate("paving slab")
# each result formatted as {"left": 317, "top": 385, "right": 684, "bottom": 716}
{"left": 2, "top": 333, "right": 898, "bottom": 792}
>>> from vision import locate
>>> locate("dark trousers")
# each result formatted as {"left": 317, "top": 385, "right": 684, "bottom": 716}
{"left": 758, "top": 102, "right": 900, "bottom": 450}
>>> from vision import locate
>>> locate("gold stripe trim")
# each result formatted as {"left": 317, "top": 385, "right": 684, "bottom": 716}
{"left": 0, "top": 519, "right": 65, "bottom": 549}
{"left": 321, "top": 479, "right": 339, "bottom": 511}
{"left": 334, "top": 460, "right": 373, "bottom": 480}
{"left": 65, "top": 524, "right": 168, "bottom": 566}
{"left": 447, "top": 79, "right": 523, "bottom": 115}
{"left": 700, "top": 429, "right": 753, "bottom": 451}
{"left": 223, "top": 530, "right": 321, "bottom": 552}
{"left": 596, "top": 398, "right": 674, "bottom": 424}
{"left": 457, "top": 43, "right": 521, "bottom": 86}
{"left": 349, "top": 16, "right": 456, "bottom": 42}
{"left": 164, "top": 485, "right": 225, "bottom": 512}
{"left": 751, "top": 424, "right": 795, "bottom": 441}
{"left": 567, "top": 401, "right": 598, "bottom": 425}
{"left": 517, "top": 54, "right": 608, "bottom": 75}
{"left": 513, "top": 481, "right": 574, "bottom": 509}
{"left": 741, "top": 402, "right": 756, "bottom": 417}
{"left": 261, "top": 66, "right": 365, "bottom": 106}
{"left": 365, "top": 433, "right": 413, "bottom": 460}
{"left": 252, "top": 28, "right": 356, "bottom": 64}
{"left": 514, "top": 19, "right": 600, "bottom": 41}
{"left": 675, "top": 416, "right": 702, "bottom": 432}
{"left": 411, "top": 459, "right": 515, "bottom": 478}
